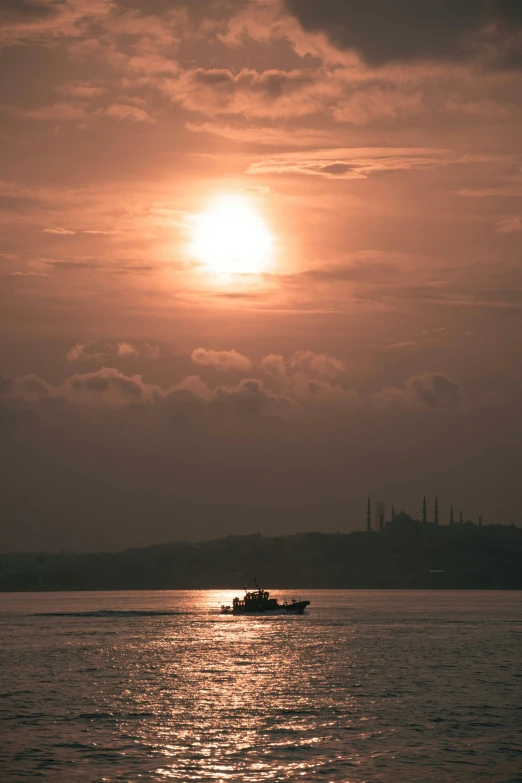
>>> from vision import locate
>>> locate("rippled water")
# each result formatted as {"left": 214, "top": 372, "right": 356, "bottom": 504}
{"left": 1, "top": 590, "right": 521, "bottom": 782}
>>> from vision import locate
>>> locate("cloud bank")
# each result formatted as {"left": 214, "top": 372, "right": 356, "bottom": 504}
{"left": 284, "top": 0, "right": 522, "bottom": 67}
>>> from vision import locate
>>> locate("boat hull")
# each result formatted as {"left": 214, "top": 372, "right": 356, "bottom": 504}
{"left": 221, "top": 600, "right": 310, "bottom": 616}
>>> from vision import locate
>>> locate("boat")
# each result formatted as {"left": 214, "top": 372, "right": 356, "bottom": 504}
{"left": 220, "top": 581, "right": 310, "bottom": 615}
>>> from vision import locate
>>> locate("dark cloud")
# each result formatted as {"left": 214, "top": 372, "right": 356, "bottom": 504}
{"left": 169, "top": 67, "right": 325, "bottom": 118}
{"left": 372, "top": 372, "right": 473, "bottom": 413}
{"left": 0, "top": 363, "right": 476, "bottom": 421}
{"left": 319, "top": 163, "right": 355, "bottom": 176}
{"left": 284, "top": 0, "right": 522, "bottom": 66}
{"left": 247, "top": 147, "right": 455, "bottom": 178}
{"left": 0, "top": 0, "right": 61, "bottom": 21}
{"left": 212, "top": 378, "right": 292, "bottom": 418}
{"left": 408, "top": 372, "right": 468, "bottom": 410}
{"left": 65, "top": 367, "right": 152, "bottom": 402}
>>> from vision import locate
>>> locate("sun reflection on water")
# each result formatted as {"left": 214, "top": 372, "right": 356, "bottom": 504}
{"left": 147, "top": 590, "right": 330, "bottom": 781}
{"left": 3, "top": 590, "right": 521, "bottom": 782}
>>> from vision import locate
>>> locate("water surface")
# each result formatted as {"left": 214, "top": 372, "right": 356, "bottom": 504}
{"left": 1, "top": 590, "right": 521, "bottom": 782}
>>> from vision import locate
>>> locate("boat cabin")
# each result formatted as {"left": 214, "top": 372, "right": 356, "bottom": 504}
{"left": 232, "top": 588, "right": 279, "bottom": 613}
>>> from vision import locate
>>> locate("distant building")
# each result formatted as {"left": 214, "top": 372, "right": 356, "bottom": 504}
{"left": 386, "top": 511, "right": 419, "bottom": 532}
{"left": 371, "top": 496, "right": 485, "bottom": 532}
{"left": 376, "top": 501, "right": 386, "bottom": 532}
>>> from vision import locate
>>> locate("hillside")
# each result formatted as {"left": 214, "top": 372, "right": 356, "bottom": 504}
{"left": 2, "top": 523, "right": 521, "bottom": 591}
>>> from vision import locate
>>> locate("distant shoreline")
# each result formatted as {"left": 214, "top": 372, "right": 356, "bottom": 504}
{"left": 2, "top": 527, "right": 521, "bottom": 592}
{"left": 2, "top": 586, "right": 522, "bottom": 594}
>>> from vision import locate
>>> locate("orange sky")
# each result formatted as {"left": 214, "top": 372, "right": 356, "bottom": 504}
{"left": 1, "top": 1, "right": 522, "bottom": 549}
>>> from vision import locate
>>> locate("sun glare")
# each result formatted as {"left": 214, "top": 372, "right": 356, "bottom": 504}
{"left": 191, "top": 195, "right": 274, "bottom": 277}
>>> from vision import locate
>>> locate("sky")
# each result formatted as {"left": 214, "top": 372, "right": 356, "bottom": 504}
{"left": 1, "top": 0, "right": 522, "bottom": 551}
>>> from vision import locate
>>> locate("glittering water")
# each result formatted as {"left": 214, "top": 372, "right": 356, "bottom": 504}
{"left": 1, "top": 591, "right": 521, "bottom": 783}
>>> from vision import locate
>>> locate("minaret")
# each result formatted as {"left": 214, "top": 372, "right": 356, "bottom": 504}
{"left": 450, "top": 504, "right": 454, "bottom": 526}
{"left": 366, "top": 496, "right": 372, "bottom": 533}
{"left": 391, "top": 505, "right": 396, "bottom": 521}
{"left": 459, "top": 510, "right": 463, "bottom": 525}
{"left": 479, "top": 516, "right": 483, "bottom": 528}
{"left": 422, "top": 495, "right": 427, "bottom": 524}
{"left": 434, "top": 496, "right": 439, "bottom": 526}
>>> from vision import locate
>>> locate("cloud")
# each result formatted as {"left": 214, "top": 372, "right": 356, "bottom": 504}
{"left": 331, "top": 86, "right": 426, "bottom": 125}
{"left": 460, "top": 186, "right": 522, "bottom": 198}
{"left": 191, "top": 348, "right": 253, "bottom": 372}
{"left": 56, "top": 81, "right": 107, "bottom": 99}
{"left": 212, "top": 378, "right": 294, "bottom": 419}
{"left": 260, "top": 351, "right": 357, "bottom": 410}
{"left": 143, "top": 343, "right": 162, "bottom": 360}
{"left": 284, "top": 0, "right": 522, "bottom": 67}
{"left": 1, "top": 360, "right": 481, "bottom": 427}
{"left": 422, "top": 327, "right": 448, "bottom": 339}
{"left": 0, "top": 0, "right": 111, "bottom": 47}
{"left": 386, "top": 341, "right": 418, "bottom": 351}
{"left": 94, "top": 103, "right": 155, "bottom": 123}
{"left": 291, "top": 375, "right": 360, "bottom": 408}
{"left": 15, "top": 100, "right": 155, "bottom": 125}
{"left": 163, "top": 66, "right": 334, "bottom": 119}
{"left": 64, "top": 367, "right": 155, "bottom": 406}
{"left": 260, "top": 351, "right": 346, "bottom": 379}
{"left": 186, "top": 121, "right": 340, "bottom": 147}
{"left": 66, "top": 343, "right": 89, "bottom": 362}
{"left": 48, "top": 261, "right": 99, "bottom": 271}
{"left": 16, "top": 374, "right": 52, "bottom": 401}
{"left": 66, "top": 342, "right": 162, "bottom": 362}
{"left": 258, "top": 351, "right": 358, "bottom": 410}
{"left": 22, "top": 101, "right": 88, "bottom": 122}
{"left": 2, "top": 367, "right": 293, "bottom": 420}
{"left": 372, "top": 372, "right": 473, "bottom": 413}
{"left": 261, "top": 354, "right": 286, "bottom": 379}
{"left": 291, "top": 350, "right": 345, "bottom": 377}
{"left": 44, "top": 227, "right": 76, "bottom": 235}
{"left": 496, "top": 217, "right": 522, "bottom": 233}
{"left": 247, "top": 147, "right": 456, "bottom": 179}
{"left": 117, "top": 342, "right": 138, "bottom": 357}
{"left": 458, "top": 169, "right": 522, "bottom": 198}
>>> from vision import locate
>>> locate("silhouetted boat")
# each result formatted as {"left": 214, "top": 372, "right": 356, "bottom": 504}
{"left": 220, "top": 581, "right": 310, "bottom": 615}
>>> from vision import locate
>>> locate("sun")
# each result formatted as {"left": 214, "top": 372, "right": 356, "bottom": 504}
{"left": 190, "top": 194, "right": 274, "bottom": 277}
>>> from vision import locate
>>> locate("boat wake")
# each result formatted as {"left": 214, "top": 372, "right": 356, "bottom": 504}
{"left": 33, "top": 610, "right": 190, "bottom": 617}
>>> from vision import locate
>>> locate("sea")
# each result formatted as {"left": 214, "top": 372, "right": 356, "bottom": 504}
{"left": 1, "top": 590, "right": 521, "bottom": 783}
